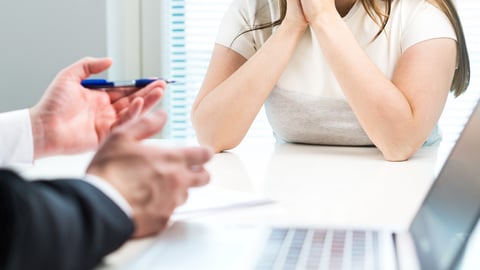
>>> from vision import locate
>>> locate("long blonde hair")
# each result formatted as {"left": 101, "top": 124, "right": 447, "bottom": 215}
{"left": 241, "top": 0, "right": 470, "bottom": 96}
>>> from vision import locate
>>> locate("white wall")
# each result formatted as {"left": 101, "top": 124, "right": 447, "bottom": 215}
{"left": 105, "top": 0, "right": 166, "bottom": 81}
{"left": 0, "top": 0, "right": 107, "bottom": 111}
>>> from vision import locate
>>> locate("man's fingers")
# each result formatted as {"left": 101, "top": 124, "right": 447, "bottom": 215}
{"left": 110, "top": 85, "right": 164, "bottom": 113}
{"left": 65, "top": 57, "right": 113, "bottom": 80}
{"left": 108, "top": 79, "right": 166, "bottom": 104}
{"left": 118, "top": 110, "right": 168, "bottom": 141}
{"left": 129, "top": 79, "right": 167, "bottom": 101}
{"left": 141, "top": 88, "right": 163, "bottom": 113}
{"left": 128, "top": 98, "right": 144, "bottom": 119}
{"left": 189, "top": 169, "right": 211, "bottom": 187}
{"left": 113, "top": 97, "right": 144, "bottom": 128}
{"left": 179, "top": 147, "right": 214, "bottom": 166}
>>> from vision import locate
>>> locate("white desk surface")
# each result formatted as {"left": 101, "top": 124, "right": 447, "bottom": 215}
{"left": 15, "top": 139, "right": 478, "bottom": 269}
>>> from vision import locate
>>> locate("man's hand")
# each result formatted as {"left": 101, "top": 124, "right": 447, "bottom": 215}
{"left": 29, "top": 57, "right": 166, "bottom": 159}
{"left": 86, "top": 110, "right": 214, "bottom": 237}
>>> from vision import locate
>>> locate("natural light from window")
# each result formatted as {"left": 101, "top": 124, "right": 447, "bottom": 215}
{"left": 165, "top": 0, "right": 480, "bottom": 152}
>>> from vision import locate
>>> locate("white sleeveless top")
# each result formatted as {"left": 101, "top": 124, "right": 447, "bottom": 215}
{"left": 216, "top": 0, "right": 456, "bottom": 146}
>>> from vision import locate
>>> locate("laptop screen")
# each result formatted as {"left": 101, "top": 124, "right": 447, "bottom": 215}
{"left": 409, "top": 99, "right": 480, "bottom": 270}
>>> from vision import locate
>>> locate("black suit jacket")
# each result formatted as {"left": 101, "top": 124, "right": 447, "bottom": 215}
{"left": 0, "top": 169, "right": 134, "bottom": 270}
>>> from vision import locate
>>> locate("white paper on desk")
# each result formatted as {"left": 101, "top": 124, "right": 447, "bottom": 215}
{"left": 173, "top": 185, "right": 274, "bottom": 218}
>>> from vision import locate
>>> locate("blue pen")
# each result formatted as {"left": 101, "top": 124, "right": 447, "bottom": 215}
{"left": 81, "top": 78, "right": 176, "bottom": 90}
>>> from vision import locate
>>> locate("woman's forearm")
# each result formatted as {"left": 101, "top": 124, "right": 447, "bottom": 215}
{"left": 309, "top": 11, "right": 455, "bottom": 161}
{"left": 192, "top": 23, "right": 306, "bottom": 152}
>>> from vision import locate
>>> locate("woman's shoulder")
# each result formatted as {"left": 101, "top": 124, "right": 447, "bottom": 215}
{"left": 391, "top": 0, "right": 452, "bottom": 30}
{"left": 227, "top": 0, "right": 269, "bottom": 10}
{"left": 396, "top": 0, "right": 447, "bottom": 14}
{"left": 392, "top": 0, "right": 456, "bottom": 54}
{"left": 226, "top": 0, "right": 276, "bottom": 16}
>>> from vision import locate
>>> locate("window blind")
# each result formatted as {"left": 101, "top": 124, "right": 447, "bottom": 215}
{"left": 163, "top": 0, "right": 274, "bottom": 141}
{"left": 163, "top": 0, "right": 480, "bottom": 146}
{"left": 438, "top": 1, "right": 480, "bottom": 148}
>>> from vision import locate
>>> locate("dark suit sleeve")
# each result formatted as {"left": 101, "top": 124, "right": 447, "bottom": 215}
{"left": 0, "top": 169, "right": 135, "bottom": 270}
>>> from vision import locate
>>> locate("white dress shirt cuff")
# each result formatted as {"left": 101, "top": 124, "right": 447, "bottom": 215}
{"left": 0, "top": 109, "right": 34, "bottom": 165}
{"left": 83, "top": 174, "right": 133, "bottom": 218}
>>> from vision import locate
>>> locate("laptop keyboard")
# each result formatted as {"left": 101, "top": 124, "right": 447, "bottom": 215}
{"left": 255, "top": 228, "right": 380, "bottom": 270}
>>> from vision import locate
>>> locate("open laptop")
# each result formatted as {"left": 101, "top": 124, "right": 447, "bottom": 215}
{"left": 116, "top": 98, "right": 480, "bottom": 270}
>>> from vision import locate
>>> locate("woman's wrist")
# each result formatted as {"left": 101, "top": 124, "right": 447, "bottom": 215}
{"left": 309, "top": 9, "right": 342, "bottom": 34}
{"left": 280, "top": 18, "right": 308, "bottom": 36}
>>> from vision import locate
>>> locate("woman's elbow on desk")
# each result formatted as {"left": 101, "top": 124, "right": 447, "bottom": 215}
{"left": 377, "top": 141, "right": 422, "bottom": 162}
{"left": 192, "top": 118, "right": 244, "bottom": 153}
{"left": 196, "top": 135, "right": 240, "bottom": 153}
{"left": 193, "top": 126, "right": 241, "bottom": 153}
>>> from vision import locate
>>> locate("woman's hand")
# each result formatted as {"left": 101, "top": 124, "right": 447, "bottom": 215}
{"left": 300, "top": 0, "right": 337, "bottom": 24}
{"left": 282, "top": 0, "right": 309, "bottom": 31}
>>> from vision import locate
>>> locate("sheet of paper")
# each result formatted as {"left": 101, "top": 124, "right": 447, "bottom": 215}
{"left": 173, "top": 185, "right": 275, "bottom": 219}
